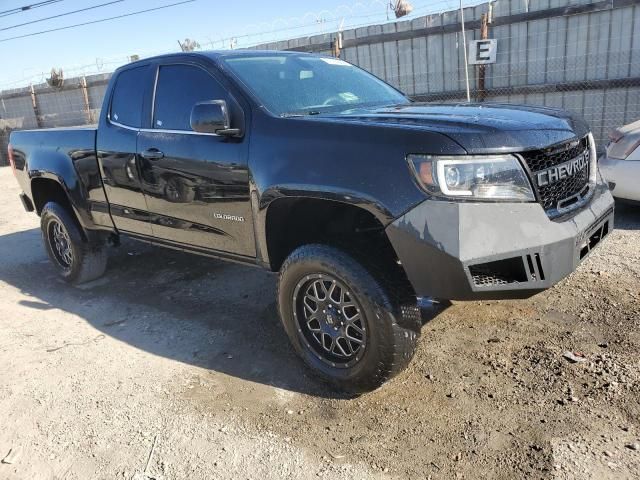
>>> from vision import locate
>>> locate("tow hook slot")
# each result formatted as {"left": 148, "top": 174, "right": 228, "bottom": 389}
{"left": 580, "top": 219, "right": 610, "bottom": 259}
{"left": 525, "top": 253, "right": 546, "bottom": 281}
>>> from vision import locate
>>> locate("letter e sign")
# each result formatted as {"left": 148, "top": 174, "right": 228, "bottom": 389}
{"left": 468, "top": 39, "right": 497, "bottom": 65}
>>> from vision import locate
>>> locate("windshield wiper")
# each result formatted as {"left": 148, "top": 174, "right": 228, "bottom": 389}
{"left": 280, "top": 110, "right": 321, "bottom": 118}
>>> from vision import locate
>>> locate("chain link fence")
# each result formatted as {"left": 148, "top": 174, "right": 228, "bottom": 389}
{"left": 2, "top": 0, "right": 639, "bottom": 165}
{"left": 261, "top": 0, "right": 640, "bottom": 151}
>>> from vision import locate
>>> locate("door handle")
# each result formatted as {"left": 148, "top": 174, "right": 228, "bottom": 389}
{"left": 140, "top": 148, "right": 164, "bottom": 160}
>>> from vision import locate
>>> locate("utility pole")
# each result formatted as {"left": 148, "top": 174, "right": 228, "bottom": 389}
{"left": 477, "top": 13, "right": 489, "bottom": 102}
{"left": 459, "top": 0, "right": 471, "bottom": 102}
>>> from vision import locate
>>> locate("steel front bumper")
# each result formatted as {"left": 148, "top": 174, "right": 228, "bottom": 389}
{"left": 386, "top": 182, "right": 614, "bottom": 300}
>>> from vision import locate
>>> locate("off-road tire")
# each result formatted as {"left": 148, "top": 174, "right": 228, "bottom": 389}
{"left": 278, "top": 244, "right": 420, "bottom": 393}
{"left": 41, "top": 201, "right": 107, "bottom": 284}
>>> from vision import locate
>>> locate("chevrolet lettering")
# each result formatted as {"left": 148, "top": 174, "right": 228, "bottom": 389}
{"left": 537, "top": 151, "right": 590, "bottom": 187}
{"left": 8, "top": 51, "right": 614, "bottom": 392}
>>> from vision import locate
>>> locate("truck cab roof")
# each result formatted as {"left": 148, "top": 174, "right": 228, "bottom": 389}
{"left": 121, "top": 49, "right": 315, "bottom": 69}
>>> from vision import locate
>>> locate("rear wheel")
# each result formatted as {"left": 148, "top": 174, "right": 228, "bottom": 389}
{"left": 278, "top": 244, "right": 420, "bottom": 393}
{"left": 41, "top": 202, "right": 107, "bottom": 284}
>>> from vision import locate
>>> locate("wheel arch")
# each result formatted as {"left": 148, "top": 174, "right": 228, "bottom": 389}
{"left": 31, "top": 176, "right": 89, "bottom": 242}
{"left": 261, "top": 194, "right": 389, "bottom": 268}
{"left": 259, "top": 192, "right": 416, "bottom": 302}
{"left": 31, "top": 176, "right": 74, "bottom": 216}
{"left": 25, "top": 145, "right": 101, "bottom": 233}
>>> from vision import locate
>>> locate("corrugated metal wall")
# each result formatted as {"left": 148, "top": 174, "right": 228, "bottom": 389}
{"left": 253, "top": 0, "right": 640, "bottom": 147}
{"left": 2, "top": 0, "right": 640, "bottom": 165}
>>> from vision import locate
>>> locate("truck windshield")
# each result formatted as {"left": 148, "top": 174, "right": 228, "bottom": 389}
{"left": 222, "top": 54, "right": 409, "bottom": 116}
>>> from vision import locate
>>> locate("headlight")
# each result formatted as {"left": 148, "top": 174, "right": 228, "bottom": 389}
{"left": 408, "top": 154, "right": 535, "bottom": 201}
{"left": 605, "top": 130, "right": 640, "bottom": 160}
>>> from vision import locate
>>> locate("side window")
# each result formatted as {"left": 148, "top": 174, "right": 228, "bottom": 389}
{"left": 153, "top": 65, "right": 227, "bottom": 131}
{"left": 110, "top": 66, "right": 147, "bottom": 128}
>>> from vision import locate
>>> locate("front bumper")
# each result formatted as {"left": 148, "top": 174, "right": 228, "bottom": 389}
{"left": 599, "top": 156, "right": 640, "bottom": 202}
{"left": 386, "top": 180, "right": 614, "bottom": 300}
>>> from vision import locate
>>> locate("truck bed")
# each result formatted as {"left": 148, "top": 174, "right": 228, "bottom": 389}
{"left": 9, "top": 126, "right": 104, "bottom": 229}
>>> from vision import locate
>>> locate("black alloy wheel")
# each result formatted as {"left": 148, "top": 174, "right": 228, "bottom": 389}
{"left": 293, "top": 273, "right": 367, "bottom": 368}
{"left": 40, "top": 201, "right": 108, "bottom": 284}
{"left": 48, "top": 219, "right": 74, "bottom": 270}
{"left": 278, "top": 244, "right": 420, "bottom": 393}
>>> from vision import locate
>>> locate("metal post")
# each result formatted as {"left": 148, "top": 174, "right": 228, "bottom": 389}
{"left": 30, "top": 84, "right": 43, "bottom": 128}
{"left": 80, "top": 76, "right": 93, "bottom": 124}
{"left": 459, "top": 0, "right": 471, "bottom": 102}
{"left": 331, "top": 32, "right": 343, "bottom": 58}
{"left": 478, "top": 13, "right": 488, "bottom": 102}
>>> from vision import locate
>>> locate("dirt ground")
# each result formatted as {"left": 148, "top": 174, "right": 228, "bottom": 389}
{"left": 0, "top": 166, "right": 638, "bottom": 480}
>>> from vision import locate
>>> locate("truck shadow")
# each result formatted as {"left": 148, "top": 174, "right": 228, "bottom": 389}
{"left": 614, "top": 201, "right": 640, "bottom": 230}
{"left": 0, "top": 227, "right": 444, "bottom": 400}
{"left": 7, "top": 206, "right": 635, "bottom": 398}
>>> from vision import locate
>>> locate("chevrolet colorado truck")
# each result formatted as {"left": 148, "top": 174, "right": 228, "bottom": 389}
{"left": 8, "top": 51, "right": 614, "bottom": 392}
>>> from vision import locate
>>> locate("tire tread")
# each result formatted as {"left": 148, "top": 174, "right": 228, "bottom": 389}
{"left": 41, "top": 202, "right": 107, "bottom": 284}
{"left": 278, "top": 244, "right": 419, "bottom": 392}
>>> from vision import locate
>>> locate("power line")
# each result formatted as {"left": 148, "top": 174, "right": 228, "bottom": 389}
{"left": 1, "top": 0, "right": 126, "bottom": 32}
{"left": 0, "top": 0, "right": 64, "bottom": 18}
{"left": 0, "top": 0, "right": 196, "bottom": 43}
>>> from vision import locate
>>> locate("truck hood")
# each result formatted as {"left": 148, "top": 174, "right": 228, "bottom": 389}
{"left": 311, "top": 103, "right": 590, "bottom": 154}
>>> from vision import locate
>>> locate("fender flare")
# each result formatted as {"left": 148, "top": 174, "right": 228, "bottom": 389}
{"left": 253, "top": 184, "right": 396, "bottom": 268}
{"left": 27, "top": 149, "right": 97, "bottom": 232}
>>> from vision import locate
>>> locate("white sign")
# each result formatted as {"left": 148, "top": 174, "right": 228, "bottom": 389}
{"left": 468, "top": 39, "right": 497, "bottom": 65}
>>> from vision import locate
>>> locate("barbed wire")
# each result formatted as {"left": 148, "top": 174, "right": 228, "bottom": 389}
{"left": 1, "top": 16, "right": 637, "bottom": 90}
{"left": 202, "top": 0, "right": 472, "bottom": 48}
{"left": 1, "top": 0, "right": 638, "bottom": 159}
{"left": 0, "top": 0, "right": 481, "bottom": 89}
{"left": 0, "top": 0, "right": 622, "bottom": 89}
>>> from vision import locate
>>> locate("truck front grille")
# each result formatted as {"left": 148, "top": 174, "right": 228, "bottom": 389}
{"left": 520, "top": 136, "right": 590, "bottom": 212}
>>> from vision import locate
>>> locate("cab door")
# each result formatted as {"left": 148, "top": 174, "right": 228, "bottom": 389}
{"left": 96, "top": 64, "right": 154, "bottom": 237}
{"left": 136, "top": 61, "right": 255, "bottom": 257}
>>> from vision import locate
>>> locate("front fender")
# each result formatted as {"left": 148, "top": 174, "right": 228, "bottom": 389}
{"left": 259, "top": 184, "right": 395, "bottom": 222}
{"left": 252, "top": 184, "right": 397, "bottom": 268}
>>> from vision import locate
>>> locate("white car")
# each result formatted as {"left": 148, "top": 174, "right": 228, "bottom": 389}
{"left": 599, "top": 119, "right": 640, "bottom": 203}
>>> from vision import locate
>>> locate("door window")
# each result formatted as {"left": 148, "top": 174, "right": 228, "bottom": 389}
{"left": 110, "top": 66, "right": 147, "bottom": 128}
{"left": 153, "top": 65, "right": 227, "bottom": 131}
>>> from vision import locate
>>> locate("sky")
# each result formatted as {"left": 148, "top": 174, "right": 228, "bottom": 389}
{"left": 0, "top": 0, "right": 463, "bottom": 89}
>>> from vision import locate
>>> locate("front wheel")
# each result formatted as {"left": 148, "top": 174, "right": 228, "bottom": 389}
{"left": 278, "top": 244, "right": 420, "bottom": 393}
{"left": 41, "top": 201, "right": 107, "bottom": 284}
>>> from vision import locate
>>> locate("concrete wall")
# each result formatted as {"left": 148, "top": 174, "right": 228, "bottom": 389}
{"left": 0, "top": 73, "right": 110, "bottom": 164}
{"left": 2, "top": 0, "right": 640, "bottom": 165}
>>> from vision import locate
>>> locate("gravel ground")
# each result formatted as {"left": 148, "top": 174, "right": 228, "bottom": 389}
{"left": 0, "top": 165, "right": 638, "bottom": 480}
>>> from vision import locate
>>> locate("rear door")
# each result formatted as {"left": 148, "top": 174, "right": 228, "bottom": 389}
{"left": 136, "top": 61, "right": 254, "bottom": 256}
{"left": 96, "top": 64, "right": 154, "bottom": 237}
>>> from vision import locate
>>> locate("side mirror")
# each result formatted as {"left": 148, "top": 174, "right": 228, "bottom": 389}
{"left": 190, "top": 100, "right": 240, "bottom": 136}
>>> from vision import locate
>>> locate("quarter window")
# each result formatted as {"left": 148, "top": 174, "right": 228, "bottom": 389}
{"left": 110, "top": 66, "right": 147, "bottom": 128}
{"left": 153, "top": 65, "right": 227, "bottom": 131}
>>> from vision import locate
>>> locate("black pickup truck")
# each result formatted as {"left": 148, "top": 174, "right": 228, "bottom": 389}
{"left": 9, "top": 51, "right": 614, "bottom": 392}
